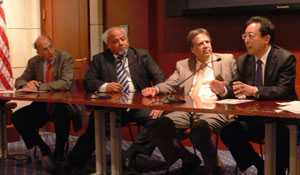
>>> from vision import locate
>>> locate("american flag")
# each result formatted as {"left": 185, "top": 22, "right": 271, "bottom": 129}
{"left": 0, "top": 1, "right": 13, "bottom": 90}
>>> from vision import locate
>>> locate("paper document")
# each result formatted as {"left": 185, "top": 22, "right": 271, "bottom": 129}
{"left": 214, "top": 99, "right": 253, "bottom": 104}
{"left": 277, "top": 101, "right": 300, "bottom": 114}
{"left": 0, "top": 90, "right": 15, "bottom": 93}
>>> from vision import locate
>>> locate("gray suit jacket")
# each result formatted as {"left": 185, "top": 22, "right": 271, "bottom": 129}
{"left": 156, "top": 53, "right": 237, "bottom": 95}
{"left": 15, "top": 49, "right": 74, "bottom": 91}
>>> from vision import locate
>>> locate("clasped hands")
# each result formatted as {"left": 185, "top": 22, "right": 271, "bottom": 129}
{"left": 17, "top": 80, "right": 41, "bottom": 91}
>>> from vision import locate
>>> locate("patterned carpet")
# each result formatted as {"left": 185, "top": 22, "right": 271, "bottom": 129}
{"left": 0, "top": 132, "right": 257, "bottom": 175}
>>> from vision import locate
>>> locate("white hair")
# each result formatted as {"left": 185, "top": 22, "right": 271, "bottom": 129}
{"left": 102, "top": 27, "right": 128, "bottom": 45}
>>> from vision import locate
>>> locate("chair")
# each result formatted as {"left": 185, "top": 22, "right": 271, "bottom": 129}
{"left": 127, "top": 122, "right": 141, "bottom": 141}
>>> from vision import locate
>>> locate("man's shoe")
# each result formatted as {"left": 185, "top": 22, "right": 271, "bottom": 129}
{"left": 122, "top": 150, "right": 136, "bottom": 171}
{"left": 41, "top": 155, "right": 60, "bottom": 174}
{"left": 182, "top": 156, "right": 201, "bottom": 175}
{"left": 134, "top": 154, "right": 168, "bottom": 172}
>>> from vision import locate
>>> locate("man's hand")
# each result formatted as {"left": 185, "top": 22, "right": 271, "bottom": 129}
{"left": 210, "top": 80, "right": 227, "bottom": 95}
{"left": 142, "top": 87, "right": 157, "bottom": 97}
{"left": 232, "top": 81, "right": 256, "bottom": 98}
{"left": 24, "top": 80, "right": 41, "bottom": 90}
{"left": 150, "top": 110, "right": 164, "bottom": 119}
{"left": 106, "top": 82, "right": 123, "bottom": 92}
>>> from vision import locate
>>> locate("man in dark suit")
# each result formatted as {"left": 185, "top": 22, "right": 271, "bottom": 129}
{"left": 210, "top": 16, "right": 297, "bottom": 175}
{"left": 142, "top": 28, "right": 237, "bottom": 175}
{"left": 51, "top": 26, "right": 166, "bottom": 175}
{"left": 11, "top": 35, "right": 74, "bottom": 170}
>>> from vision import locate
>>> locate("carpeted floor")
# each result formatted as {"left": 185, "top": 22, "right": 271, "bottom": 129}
{"left": 0, "top": 132, "right": 258, "bottom": 175}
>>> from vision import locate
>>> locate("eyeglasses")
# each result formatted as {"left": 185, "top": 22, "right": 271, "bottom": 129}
{"left": 241, "top": 33, "right": 257, "bottom": 40}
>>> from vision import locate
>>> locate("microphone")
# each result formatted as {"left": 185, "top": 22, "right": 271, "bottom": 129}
{"left": 163, "top": 58, "right": 222, "bottom": 104}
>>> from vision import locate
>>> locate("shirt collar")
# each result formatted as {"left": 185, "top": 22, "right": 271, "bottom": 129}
{"left": 114, "top": 53, "right": 128, "bottom": 61}
{"left": 196, "top": 55, "right": 212, "bottom": 68}
{"left": 255, "top": 45, "right": 271, "bottom": 64}
{"left": 44, "top": 59, "right": 55, "bottom": 65}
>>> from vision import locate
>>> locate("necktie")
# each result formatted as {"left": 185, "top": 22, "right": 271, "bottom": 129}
{"left": 46, "top": 62, "right": 54, "bottom": 83}
{"left": 191, "top": 63, "right": 206, "bottom": 98}
{"left": 46, "top": 61, "right": 55, "bottom": 114}
{"left": 116, "top": 57, "right": 130, "bottom": 93}
{"left": 254, "top": 59, "right": 263, "bottom": 86}
{"left": 121, "top": 93, "right": 129, "bottom": 104}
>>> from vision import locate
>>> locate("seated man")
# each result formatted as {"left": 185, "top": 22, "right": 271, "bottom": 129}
{"left": 142, "top": 28, "right": 237, "bottom": 175}
{"left": 210, "top": 16, "right": 296, "bottom": 175}
{"left": 11, "top": 35, "right": 74, "bottom": 169}
{"left": 48, "top": 26, "right": 167, "bottom": 175}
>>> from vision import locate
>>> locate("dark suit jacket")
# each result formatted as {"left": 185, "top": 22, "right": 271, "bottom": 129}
{"left": 84, "top": 47, "right": 166, "bottom": 92}
{"left": 15, "top": 49, "right": 74, "bottom": 91}
{"left": 226, "top": 45, "right": 298, "bottom": 100}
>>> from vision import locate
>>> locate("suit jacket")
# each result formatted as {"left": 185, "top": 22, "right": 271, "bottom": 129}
{"left": 156, "top": 53, "right": 237, "bottom": 95}
{"left": 15, "top": 49, "right": 74, "bottom": 91}
{"left": 83, "top": 47, "right": 166, "bottom": 93}
{"left": 226, "top": 45, "right": 298, "bottom": 100}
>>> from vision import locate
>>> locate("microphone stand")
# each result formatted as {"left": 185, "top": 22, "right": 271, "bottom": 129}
{"left": 163, "top": 58, "right": 222, "bottom": 104}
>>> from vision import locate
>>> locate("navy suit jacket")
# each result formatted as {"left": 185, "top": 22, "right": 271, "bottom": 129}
{"left": 226, "top": 45, "right": 298, "bottom": 100}
{"left": 84, "top": 47, "right": 166, "bottom": 92}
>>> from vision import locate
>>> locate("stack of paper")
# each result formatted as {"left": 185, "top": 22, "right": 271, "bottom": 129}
{"left": 277, "top": 101, "right": 300, "bottom": 114}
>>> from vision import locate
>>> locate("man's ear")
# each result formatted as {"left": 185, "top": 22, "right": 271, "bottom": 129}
{"left": 264, "top": 34, "right": 271, "bottom": 44}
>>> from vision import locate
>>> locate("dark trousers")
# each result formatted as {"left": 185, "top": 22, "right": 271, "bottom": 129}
{"left": 11, "top": 102, "right": 71, "bottom": 156}
{"left": 220, "top": 118, "right": 289, "bottom": 175}
{"left": 68, "top": 109, "right": 156, "bottom": 168}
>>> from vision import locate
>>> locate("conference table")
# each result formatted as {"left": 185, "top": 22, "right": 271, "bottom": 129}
{"left": 0, "top": 91, "right": 299, "bottom": 175}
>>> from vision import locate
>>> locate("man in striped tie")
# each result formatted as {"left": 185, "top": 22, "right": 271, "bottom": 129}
{"left": 49, "top": 27, "right": 167, "bottom": 175}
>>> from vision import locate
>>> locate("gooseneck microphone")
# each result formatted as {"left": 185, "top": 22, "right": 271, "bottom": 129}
{"left": 163, "top": 58, "right": 222, "bottom": 104}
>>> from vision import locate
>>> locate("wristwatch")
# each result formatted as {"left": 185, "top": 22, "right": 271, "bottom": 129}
{"left": 254, "top": 87, "right": 259, "bottom": 98}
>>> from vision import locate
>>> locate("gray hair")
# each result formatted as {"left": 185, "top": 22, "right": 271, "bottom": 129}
{"left": 102, "top": 27, "right": 128, "bottom": 45}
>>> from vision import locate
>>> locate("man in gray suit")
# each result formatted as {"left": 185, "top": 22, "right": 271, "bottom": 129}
{"left": 11, "top": 35, "right": 74, "bottom": 171}
{"left": 142, "top": 28, "right": 237, "bottom": 175}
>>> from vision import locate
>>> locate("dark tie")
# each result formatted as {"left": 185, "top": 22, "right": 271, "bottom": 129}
{"left": 254, "top": 59, "right": 263, "bottom": 86}
{"left": 116, "top": 57, "right": 130, "bottom": 93}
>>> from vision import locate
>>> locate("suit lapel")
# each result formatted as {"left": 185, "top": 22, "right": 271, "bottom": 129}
{"left": 246, "top": 55, "right": 256, "bottom": 85}
{"left": 127, "top": 48, "right": 139, "bottom": 88}
{"left": 185, "top": 58, "right": 197, "bottom": 95}
{"left": 53, "top": 50, "right": 60, "bottom": 80}
{"left": 105, "top": 50, "right": 118, "bottom": 82}
{"left": 264, "top": 46, "right": 277, "bottom": 85}
{"left": 36, "top": 57, "right": 45, "bottom": 82}
{"left": 211, "top": 54, "right": 221, "bottom": 78}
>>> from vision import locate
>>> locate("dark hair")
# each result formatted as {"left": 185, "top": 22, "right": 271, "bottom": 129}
{"left": 33, "top": 35, "right": 52, "bottom": 50}
{"left": 187, "top": 28, "right": 211, "bottom": 48}
{"left": 246, "top": 16, "right": 275, "bottom": 44}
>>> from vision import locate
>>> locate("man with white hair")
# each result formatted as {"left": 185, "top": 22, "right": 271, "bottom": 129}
{"left": 47, "top": 27, "right": 167, "bottom": 175}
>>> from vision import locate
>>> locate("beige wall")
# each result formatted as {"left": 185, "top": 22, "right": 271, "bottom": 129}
{"left": 90, "top": 0, "right": 103, "bottom": 58}
{"left": 2, "top": 0, "right": 41, "bottom": 79}
{"left": 2, "top": 0, "right": 41, "bottom": 110}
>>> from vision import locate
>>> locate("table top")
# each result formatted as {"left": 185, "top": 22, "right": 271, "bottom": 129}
{"left": 0, "top": 91, "right": 300, "bottom": 120}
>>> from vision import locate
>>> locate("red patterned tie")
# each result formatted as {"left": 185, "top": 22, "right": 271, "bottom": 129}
{"left": 46, "top": 61, "right": 55, "bottom": 114}
{"left": 46, "top": 62, "right": 54, "bottom": 83}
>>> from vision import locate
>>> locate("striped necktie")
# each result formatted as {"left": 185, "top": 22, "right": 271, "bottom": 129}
{"left": 116, "top": 56, "right": 130, "bottom": 93}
